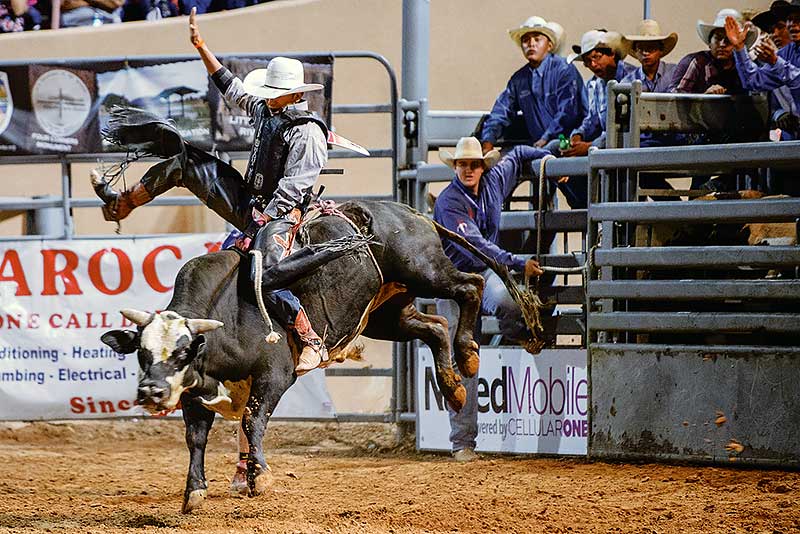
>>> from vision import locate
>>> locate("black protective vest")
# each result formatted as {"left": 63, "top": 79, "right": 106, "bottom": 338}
{"left": 243, "top": 107, "right": 328, "bottom": 199}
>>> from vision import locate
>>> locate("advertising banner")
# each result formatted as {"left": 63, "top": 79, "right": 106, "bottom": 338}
{"left": 0, "top": 235, "right": 334, "bottom": 420}
{"left": 416, "top": 347, "right": 588, "bottom": 455}
{"left": 0, "top": 55, "right": 333, "bottom": 156}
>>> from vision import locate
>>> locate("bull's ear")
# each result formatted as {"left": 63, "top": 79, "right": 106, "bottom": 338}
{"left": 101, "top": 330, "right": 139, "bottom": 354}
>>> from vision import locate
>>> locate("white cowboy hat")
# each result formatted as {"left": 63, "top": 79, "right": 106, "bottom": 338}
{"left": 696, "top": 9, "right": 757, "bottom": 47}
{"left": 568, "top": 29, "right": 629, "bottom": 63}
{"left": 242, "top": 57, "right": 324, "bottom": 100}
{"left": 439, "top": 137, "right": 501, "bottom": 169}
{"left": 624, "top": 19, "right": 678, "bottom": 57}
{"left": 508, "top": 16, "right": 564, "bottom": 52}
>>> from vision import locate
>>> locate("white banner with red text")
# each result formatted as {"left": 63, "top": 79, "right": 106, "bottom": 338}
{"left": 0, "top": 235, "right": 334, "bottom": 421}
{"left": 416, "top": 347, "right": 587, "bottom": 455}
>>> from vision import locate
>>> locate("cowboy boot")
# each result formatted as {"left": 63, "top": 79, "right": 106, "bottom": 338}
{"left": 293, "top": 306, "right": 328, "bottom": 374}
{"left": 90, "top": 170, "right": 153, "bottom": 222}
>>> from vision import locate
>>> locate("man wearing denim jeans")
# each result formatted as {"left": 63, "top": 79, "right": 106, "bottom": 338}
{"left": 433, "top": 137, "right": 545, "bottom": 462}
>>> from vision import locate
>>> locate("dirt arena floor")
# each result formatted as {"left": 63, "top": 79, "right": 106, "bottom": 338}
{"left": 0, "top": 419, "right": 797, "bottom": 534}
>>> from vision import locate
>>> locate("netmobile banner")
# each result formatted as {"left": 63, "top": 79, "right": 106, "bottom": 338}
{"left": 416, "top": 348, "right": 588, "bottom": 455}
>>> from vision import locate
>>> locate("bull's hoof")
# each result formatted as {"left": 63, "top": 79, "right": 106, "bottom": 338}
{"left": 455, "top": 340, "right": 480, "bottom": 378}
{"left": 247, "top": 463, "right": 274, "bottom": 497}
{"left": 446, "top": 384, "right": 467, "bottom": 413}
{"left": 181, "top": 489, "right": 207, "bottom": 514}
{"left": 229, "top": 461, "right": 248, "bottom": 498}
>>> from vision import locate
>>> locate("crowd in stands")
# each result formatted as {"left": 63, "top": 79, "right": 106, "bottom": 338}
{"left": 480, "top": 3, "right": 800, "bottom": 202}
{"left": 0, "top": 0, "right": 270, "bottom": 31}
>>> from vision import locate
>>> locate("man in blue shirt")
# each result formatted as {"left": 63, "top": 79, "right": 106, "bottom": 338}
{"left": 727, "top": 10, "right": 800, "bottom": 138}
{"left": 433, "top": 136, "right": 545, "bottom": 461}
{"left": 622, "top": 20, "right": 678, "bottom": 97}
{"left": 621, "top": 20, "right": 681, "bottom": 198}
{"left": 480, "top": 16, "right": 586, "bottom": 154}
{"left": 563, "top": 30, "right": 637, "bottom": 156}
{"left": 551, "top": 30, "right": 635, "bottom": 208}
{"left": 727, "top": 10, "right": 800, "bottom": 195}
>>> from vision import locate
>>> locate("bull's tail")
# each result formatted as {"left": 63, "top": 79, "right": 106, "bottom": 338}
{"left": 431, "top": 219, "right": 545, "bottom": 347}
{"left": 431, "top": 220, "right": 507, "bottom": 279}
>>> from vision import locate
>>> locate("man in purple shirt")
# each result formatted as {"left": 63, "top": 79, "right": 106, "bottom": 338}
{"left": 670, "top": 9, "right": 756, "bottom": 94}
{"left": 433, "top": 136, "right": 545, "bottom": 461}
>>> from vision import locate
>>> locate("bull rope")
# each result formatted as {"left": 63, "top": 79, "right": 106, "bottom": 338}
{"left": 249, "top": 249, "right": 281, "bottom": 344}
{"left": 303, "top": 200, "right": 383, "bottom": 284}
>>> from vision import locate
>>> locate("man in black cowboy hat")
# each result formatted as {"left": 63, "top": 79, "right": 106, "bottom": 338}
{"left": 728, "top": 3, "right": 800, "bottom": 140}
{"left": 752, "top": 1, "right": 792, "bottom": 48}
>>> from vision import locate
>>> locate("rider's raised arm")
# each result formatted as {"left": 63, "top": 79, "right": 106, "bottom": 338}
{"left": 189, "top": 7, "right": 261, "bottom": 115}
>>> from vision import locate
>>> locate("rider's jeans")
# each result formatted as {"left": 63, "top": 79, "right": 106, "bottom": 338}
{"left": 251, "top": 218, "right": 302, "bottom": 326}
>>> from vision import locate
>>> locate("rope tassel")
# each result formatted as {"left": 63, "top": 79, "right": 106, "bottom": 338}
{"left": 249, "top": 249, "right": 281, "bottom": 344}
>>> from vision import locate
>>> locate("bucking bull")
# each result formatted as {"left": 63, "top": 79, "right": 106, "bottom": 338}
{"left": 101, "top": 199, "right": 541, "bottom": 513}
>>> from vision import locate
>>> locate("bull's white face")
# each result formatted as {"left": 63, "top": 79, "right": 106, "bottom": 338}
{"left": 139, "top": 312, "right": 197, "bottom": 411}
{"left": 141, "top": 311, "right": 199, "bottom": 363}
{"left": 121, "top": 309, "right": 223, "bottom": 414}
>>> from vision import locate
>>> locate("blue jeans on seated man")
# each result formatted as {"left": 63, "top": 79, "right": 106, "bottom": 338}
{"left": 435, "top": 268, "right": 528, "bottom": 453}
{"left": 61, "top": 6, "right": 122, "bottom": 26}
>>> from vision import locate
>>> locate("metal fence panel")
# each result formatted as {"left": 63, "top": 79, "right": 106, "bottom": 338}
{"left": 590, "top": 344, "right": 800, "bottom": 466}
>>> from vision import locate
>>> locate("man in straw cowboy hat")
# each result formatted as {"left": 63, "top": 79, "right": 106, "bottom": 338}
{"left": 621, "top": 20, "right": 680, "bottom": 157}
{"left": 727, "top": 4, "right": 800, "bottom": 141}
{"left": 727, "top": 9, "right": 800, "bottom": 195}
{"left": 480, "top": 16, "right": 586, "bottom": 154}
{"left": 622, "top": 19, "right": 678, "bottom": 94}
{"left": 670, "top": 8, "right": 757, "bottom": 94}
{"left": 555, "top": 29, "right": 635, "bottom": 200}
{"left": 433, "top": 137, "right": 545, "bottom": 461}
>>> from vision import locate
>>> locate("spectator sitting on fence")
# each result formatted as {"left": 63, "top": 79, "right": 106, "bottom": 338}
{"left": 669, "top": 8, "right": 756, "bottom": 94}
{"left": 728, "top": 8, "right": 800, "bottom": 141}
{"left": 60, "top": 0, "right": 123, "bottom": 26}
{"left": 433, "top": 136, "right": 545, "bottom": 462}
{"left": 562, "top": 30, "right": 635, "bottom": 155}
{"left": 727, "top": 12, "right": 800, "bottom": 196}
{"left": 479, "top": 16, "right": 586, "bottom": 154}
{"left": 552, "top": 29, "right": 634, "bottom": 208}
{"left": 0, "top": 0, "right": 41, "bottom": 31}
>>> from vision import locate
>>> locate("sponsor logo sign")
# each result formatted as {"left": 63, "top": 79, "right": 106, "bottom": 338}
{"left": 416, "top": 347, "right": 588, "bottom": 455}
{"left": 32, "top": 69, "right": 92, "bottom": 138}
{"left": 0, "top": 235, "right": 334, "bottom": 420}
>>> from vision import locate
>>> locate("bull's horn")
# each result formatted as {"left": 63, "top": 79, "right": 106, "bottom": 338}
{"left": 186, "top": 318, "right": 224, "bottom": 334}
{"left": 121, "top": 308, "right": 154, "bottom": 327}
